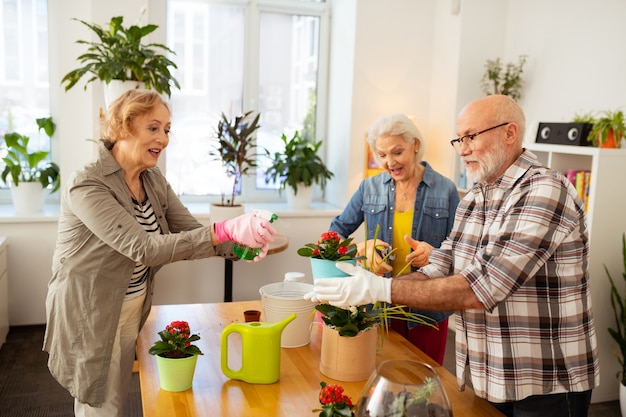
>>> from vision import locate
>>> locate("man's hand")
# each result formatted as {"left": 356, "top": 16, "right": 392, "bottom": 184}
{"left": 356, "top": 239, "right": 392, "bottom": 276}
{"left": 304, "top": 262, "right": 391, "bottom": 307}
{"left": 404, "top": 235, "right": 433, "bottom": 268}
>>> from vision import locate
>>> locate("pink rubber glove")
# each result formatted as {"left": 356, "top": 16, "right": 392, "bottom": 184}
{"left": 214, "top": 212, "right": 277, "bottom": 248}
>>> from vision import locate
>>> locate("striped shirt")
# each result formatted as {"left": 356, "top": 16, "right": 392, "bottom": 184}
{"left": 421, "top": 149, "right": 599, "bottom": 402}
{"left": 125, "top": 197, "right": 162, "bottom": 299}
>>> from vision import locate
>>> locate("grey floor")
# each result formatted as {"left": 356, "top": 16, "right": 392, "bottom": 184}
{"left": 0, "top": 325, "right": 620, "bottom": 416}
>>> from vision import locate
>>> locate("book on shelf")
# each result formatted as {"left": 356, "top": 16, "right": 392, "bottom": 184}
{"left": 566, "top": 169, "right": 591, "bottom": 212}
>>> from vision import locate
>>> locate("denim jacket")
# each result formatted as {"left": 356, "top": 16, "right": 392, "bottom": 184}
{"left": 329, "top": 162, "right": 460, "bottom": 325}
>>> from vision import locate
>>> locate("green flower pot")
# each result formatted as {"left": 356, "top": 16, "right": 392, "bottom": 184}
{"left": 155, "top": 354, "right": 198, "bottom": 392}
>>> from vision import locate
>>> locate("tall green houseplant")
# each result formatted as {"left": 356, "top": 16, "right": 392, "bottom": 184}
{"left": 607, "top": 233, "right": 626, "bottom": 386}
{"left": 209, "top": 111, "right": 262, "bottom": 206}
{"left": 61, "top": 15, "right": 180, "bottom": 97}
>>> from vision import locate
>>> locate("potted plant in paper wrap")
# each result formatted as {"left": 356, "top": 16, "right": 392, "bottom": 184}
{"left": 264, "top": 130, "right": 334, "bottom": 209}
{"left": 148, "top": 320, "right": 203, "bottom": 392}
{"left": 1, "top": 116, "right": 60, "bottom": 215}
{"left": 61, "top": 12, "right": 180, "bottom": 106}
{"left": 208, "top": 111, "right": 262, "bottom": 220}
{"left": 606, "top": 233, "right": 626, "bottom": 413}
{"left": 301, "top": 230, "right": 436, "bottom": 382}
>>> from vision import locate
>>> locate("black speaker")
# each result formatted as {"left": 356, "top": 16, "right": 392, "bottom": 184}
{"left": 535, "top": 122, "right": 593, "bottom": 146}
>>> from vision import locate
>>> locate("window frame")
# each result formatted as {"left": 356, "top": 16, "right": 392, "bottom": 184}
{"left": 156, "top": 0, "right": 330, "bottom": 205}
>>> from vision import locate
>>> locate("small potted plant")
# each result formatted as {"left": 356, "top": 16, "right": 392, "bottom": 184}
{"left": 148, "top": 320, "right": 203, "bottom": 392}
{"left": 606, "top": 233, "right": 626, "bottom": 405}
{"left": 61, "top": 13, "right": 180, "bottom": 102}
{"left": 480, "top": 55, "right": 527, "bottom": 101}
{"left": 586, "top": 109, "right": 626, "bottom": 148}
{"left": 1, "top": 116, "right": 60, "bottom": 215}
{"left": 264, "top": 130, "right": 334, "bottom": 209}
{"left": 209, "top": 111, "right": 262, "bottom": 209}
{"left": 298, "top": 231, "right": 364, "bottom": 279}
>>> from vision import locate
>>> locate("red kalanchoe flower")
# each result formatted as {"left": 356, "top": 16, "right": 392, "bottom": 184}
{"left": 313, "top": 382, "right": 355, "bottom": 417}
{"left": 298, "top": 232, "right": 364, "bottom": 262}
{"left": 149, "top": 320, "right": 203, "bottom": 358}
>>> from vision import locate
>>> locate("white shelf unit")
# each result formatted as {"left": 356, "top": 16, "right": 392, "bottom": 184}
{"left": 526, "top": 143, "right": 626, "bottom": 403}
{"left": 0, "top": 237, "right": 8, "bottom": 346}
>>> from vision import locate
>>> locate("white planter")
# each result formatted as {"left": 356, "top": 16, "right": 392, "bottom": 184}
{"left": 209, "top": 204, "right": 245, "bottom": 223}
{"left": 620, "top": 382, "right": 626, "bottom": 417}
{"left": 286, "top": 185, "right": 313, "bottom": 210}
{"left": 103, "top": 80, "right": 146, "bottom": 108}
{"left": 10, "top": 182, "right": 46, "bottom": 215}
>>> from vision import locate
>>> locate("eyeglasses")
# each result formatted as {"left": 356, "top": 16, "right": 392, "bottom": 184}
{"left": 450, "top": 122, "right": 509, "bottom": 153}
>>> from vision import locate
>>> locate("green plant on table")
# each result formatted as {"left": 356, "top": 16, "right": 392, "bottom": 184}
{"left": 148, "top": 320, "right": 204, "bottom": 359}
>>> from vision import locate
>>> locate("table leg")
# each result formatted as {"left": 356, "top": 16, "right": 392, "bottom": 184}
{"left": 224, "top": 259, "right": 233, "bottom": 302}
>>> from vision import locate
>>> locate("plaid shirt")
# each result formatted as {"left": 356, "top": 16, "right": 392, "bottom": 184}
{"left": 421, "top": 150, "right": 599, "bottom": 402}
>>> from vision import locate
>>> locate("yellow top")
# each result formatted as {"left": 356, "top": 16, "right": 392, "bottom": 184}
{"left": 392, "top": 209, "right": 413, "bottom": 276}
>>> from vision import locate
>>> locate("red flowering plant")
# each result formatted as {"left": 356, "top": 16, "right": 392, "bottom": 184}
{"left": 298, "top": 231, "right": 365, "bottom": 261}
{"left": 313, "top": 381, "right": 355, "bottom": 417}
{"left": 148, "top": 320, "right": 204, "bottom": 359}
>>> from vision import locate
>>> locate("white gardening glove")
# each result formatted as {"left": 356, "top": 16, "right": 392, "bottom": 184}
{"left": 214, "top": 212, "right": 277, "bottom": 248}
{"left": 305, "top": 261, "right": 391, "bottom": 308}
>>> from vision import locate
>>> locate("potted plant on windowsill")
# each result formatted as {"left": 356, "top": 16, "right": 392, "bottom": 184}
{"left": 61, "top": 13, "right": 180, "bottom": 105}
{"left": 1, "top": 117, "right": 60, "bottom": 215}
{"left": 586, "top": 109, "right": 626, "bottom": 148}
{"left": 264, "top": 130, "right": 333, "bottom": 209}
{"left": 208, "top": 111, "right": 262, "bottom": 219}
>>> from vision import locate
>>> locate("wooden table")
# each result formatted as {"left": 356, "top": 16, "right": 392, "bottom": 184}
{"left": 136, "top": 301, "right": 503, "bottom": 417}
{"left": 223, "top": 234, "right": 289, "bottom": 302}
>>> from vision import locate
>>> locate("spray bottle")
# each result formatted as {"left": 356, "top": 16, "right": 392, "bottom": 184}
{"left": 233, "top": 209, "right": 278, "bottom": 260}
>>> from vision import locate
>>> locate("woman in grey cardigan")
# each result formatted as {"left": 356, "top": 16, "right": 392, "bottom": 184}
{"left": 43, "top": 90, "right": 276, "bottom": 417}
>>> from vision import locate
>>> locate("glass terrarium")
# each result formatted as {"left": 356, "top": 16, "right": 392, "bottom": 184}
{"left": 355, "top": 360, "right": 452, "bottom": 417}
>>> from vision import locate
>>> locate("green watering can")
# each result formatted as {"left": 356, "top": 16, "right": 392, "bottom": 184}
{"left": 220, "top": 313, "right": 296, "bottom": 384}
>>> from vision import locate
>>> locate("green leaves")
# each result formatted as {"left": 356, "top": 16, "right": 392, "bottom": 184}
{"left": 587, "top": 109, "right": 626, "bottom": 147}
{"left": 148, "top": 321, "right": 204, "bottom": 358}
{"left": 480, "top": 55, "right": 527, "bottom": 101}
{"left": 61, "top": 16, "right": 180, "bottom": 96}
{"left": 1, "top": 117, "right": 60, "bottom": 192}
{"left": 607, "top": 233, "right": 626, "bottom": 385}
{"left": 209, "top": 111, "right": 262, "bottom": 206}
{"left": 264, "top": 130, "right": 334, "bottom": 195}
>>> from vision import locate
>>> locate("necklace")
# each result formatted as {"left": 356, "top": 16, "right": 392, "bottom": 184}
{"left": 125, "top": 179, "right": 144, "bottom": 203}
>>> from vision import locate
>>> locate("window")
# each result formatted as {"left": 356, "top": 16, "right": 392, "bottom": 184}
{"left": 0, "top": 0, "right": 50, "bottom": 196}
{"left": 165, "top": 0, "right": 329, "bottom": 202}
